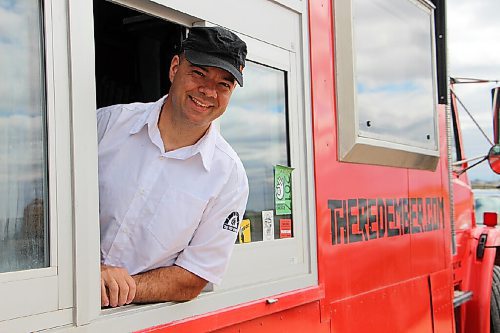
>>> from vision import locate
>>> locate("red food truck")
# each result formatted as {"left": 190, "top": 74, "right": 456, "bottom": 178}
{"left": 0, "top": 0, "right": 498, "bottom": 332}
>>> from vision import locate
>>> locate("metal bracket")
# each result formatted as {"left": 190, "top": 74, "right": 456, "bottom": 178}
{"left": 453, "top": 290, "right": 473, "bottom": 308}
{"left": 476, "top": 234, "right": 488, "bottom": 259}
{"left": 266, "top": 298, "right": 279, "bottom": 304}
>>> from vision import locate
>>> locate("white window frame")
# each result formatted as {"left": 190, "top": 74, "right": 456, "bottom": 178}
{"left": 334, "top": 0, "right": 440, "bottom": 171}
{"left": 0, "top": 0, "right": 75, "bottom": 330}
{"left": 215, "top": 34, "right": 315, "bottom": 292}
{"left": 84, "top": 0, "right": 316, "bottom": 331}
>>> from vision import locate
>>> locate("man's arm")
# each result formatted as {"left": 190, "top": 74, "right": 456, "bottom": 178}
{"left": 101, "top": 264, "right": 207, "bottom": 307}
{"left": 132, "top": 265, "right": 208, "bottom": 303}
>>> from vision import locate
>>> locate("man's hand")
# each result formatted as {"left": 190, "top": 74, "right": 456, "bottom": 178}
{"left": 101, "top": 264, "right": 136, "bottom": 307}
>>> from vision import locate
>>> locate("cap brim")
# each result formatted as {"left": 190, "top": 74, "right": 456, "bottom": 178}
{"left": 185, "top": 49, "right": 244, "bottom": 87}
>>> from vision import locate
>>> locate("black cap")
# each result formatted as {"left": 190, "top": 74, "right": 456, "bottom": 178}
{"left": 181, "top": 26, "right": 247, "bottom": 86}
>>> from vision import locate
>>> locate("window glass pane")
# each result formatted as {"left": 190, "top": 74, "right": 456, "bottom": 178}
{"left": 0, "top": 0, "right": 49, "bottom": 273}
{"left": 221, "top": 61, "right": 292, "bottom": 243}
{"left": 474, "top": 190, "right": 500, "bottom": 225}
{"left": 353, "top": 0, "right": 437, "bottom": 149}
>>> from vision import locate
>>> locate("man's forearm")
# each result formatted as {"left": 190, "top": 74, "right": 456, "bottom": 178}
{"left": 132, "top": 265, "right": 207, "bottom": 303}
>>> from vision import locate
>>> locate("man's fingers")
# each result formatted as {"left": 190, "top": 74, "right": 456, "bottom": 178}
{"left": 101, "top": 279, "right": 109, "bottom": 307}
{"left": 107, "top": 279, "right": 119, "bottom": 307}
{"left": 100, "top": 264, "right": 135, "bottom": 307}
{"left": 117, "top": 279, "right": 130, "bottom": 306}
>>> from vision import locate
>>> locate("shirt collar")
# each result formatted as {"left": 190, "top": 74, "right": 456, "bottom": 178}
{"left": 129, "top": 96, "right": 166, "bottom": 135}
{"left": 128, "top": 95, "right": 216, "bottom": 172}
{"left": 192, "top": 124, "right": 217, "bottom": 172}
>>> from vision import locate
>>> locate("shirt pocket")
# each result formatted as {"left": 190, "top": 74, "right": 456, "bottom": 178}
{"left": 145, "top": 187, "right": 208, "bottom": 254}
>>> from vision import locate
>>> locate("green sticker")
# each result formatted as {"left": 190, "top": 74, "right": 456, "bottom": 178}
{"left": 274, "top": 165, "right": 294, "bottom": 215}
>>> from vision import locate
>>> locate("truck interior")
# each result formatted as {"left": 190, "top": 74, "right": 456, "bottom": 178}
{"left": 93, "top": 0, "right": 185, "bottom": 108}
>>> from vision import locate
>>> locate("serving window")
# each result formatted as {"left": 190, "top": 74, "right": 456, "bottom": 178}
{"left": 90, "top": 0, "right": 315, "bottom": 322}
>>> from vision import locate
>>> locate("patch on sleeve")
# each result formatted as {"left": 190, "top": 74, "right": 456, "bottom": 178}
{"left": 223, "top": 212, "right": 240, "bottom": 233}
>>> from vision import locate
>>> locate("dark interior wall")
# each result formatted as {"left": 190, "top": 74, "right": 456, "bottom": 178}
{"left": 93, "top": 0, "right": 186, "bottom": 108}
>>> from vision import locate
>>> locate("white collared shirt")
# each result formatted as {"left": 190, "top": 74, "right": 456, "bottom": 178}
{"left": 97, "top": 96, "right": 248, "bottom": 284}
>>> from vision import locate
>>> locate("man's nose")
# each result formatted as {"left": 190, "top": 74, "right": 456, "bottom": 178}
{"left": 199, "top": 81, "right": 217, "bottom": 98}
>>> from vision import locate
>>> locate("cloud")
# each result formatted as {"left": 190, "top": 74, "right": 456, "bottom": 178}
{"left": 353, "top": 0, "right": 435, "bottom": 83}
{"left": 221, "top": 62, "right": 289, "bottom": 211}
{"left": 357, "top": 82, "right": 437, "bottom": 149}
{"left": 0, "top": 114, "right": 46, "bottom": 219}
{"left": 448, "top": 1, "right": 500, "bottom": 182}
{"left": 221, "top": 105, "right": 287, "bottom": 211}
{"left": 0, "top": 2, "right": 44, "bottom": 116}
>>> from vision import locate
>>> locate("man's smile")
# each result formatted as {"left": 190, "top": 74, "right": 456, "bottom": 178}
{"left": 189, "top": 95, "right": 214, "bottom": 109}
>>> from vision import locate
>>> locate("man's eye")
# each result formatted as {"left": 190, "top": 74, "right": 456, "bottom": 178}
{"left": 193, "top": 70, "right": 204, "bottom": 77}
{"left": 220, "top": 82, "right": 231, "bottom": 89}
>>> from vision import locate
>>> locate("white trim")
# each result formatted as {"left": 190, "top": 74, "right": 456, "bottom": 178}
{"left": 299, "top": 0, "right": 318, "bottom": 282}
{"left": 0, "top": 308, "right": 73, "bottom": 333}
{"left": 269, "top": 0, "right": 304, "bottom": 14}
{"left": 129, "top": 0, "right": 300, "bottom": 51}
{"left": 48, "top": 0, "right": 75, "bottom": 310}
{"left": 67, "top": 0, "right": 101, "bottom": 326}
{"left": 0, "top": 267, "right": 57, "bottom": 284}
{"left": 109, "top": 0, "right": 200, "bottom": 27}
{"left": 0, "top": 276, "right": 58, "bottom": 322}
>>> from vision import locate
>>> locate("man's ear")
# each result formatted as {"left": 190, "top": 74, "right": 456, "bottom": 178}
{"left": 169, "top": 55, "right": 180, "bottom": 83}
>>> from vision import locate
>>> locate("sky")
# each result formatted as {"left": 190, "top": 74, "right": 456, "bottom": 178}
{"left": 0, "top": 1, "right": 46, "bottom": 224}
{"left": 448, "top": 1, "right": 500, "bottom": 183}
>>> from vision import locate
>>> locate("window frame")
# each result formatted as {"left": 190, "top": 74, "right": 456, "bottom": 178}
{"left": 212, "top": 35, "right": 315, "bottom": 291}
{"left": 333, "top": 0, "right": 440, "bottom": 171}
{"left": 0, "top": 0, "right": 74, "bottom": 328}
{"left": 89, "top": 0, "right": 317, "bottom": 329}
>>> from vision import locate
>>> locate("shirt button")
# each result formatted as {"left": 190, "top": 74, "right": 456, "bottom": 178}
{"left": 123, "top": 226, "right": 132, "bottom": 236}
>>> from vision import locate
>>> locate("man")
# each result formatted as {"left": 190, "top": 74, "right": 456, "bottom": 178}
{"left": 97, "top": 26, "right": 249, "bottom": 307}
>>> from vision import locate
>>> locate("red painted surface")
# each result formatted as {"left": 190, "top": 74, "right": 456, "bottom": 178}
{"left": 464, "top": 227, "right": 500, "bottom": 333}
{"left": 311, "top": 0, "right": 454, "bottom": 329}
{"left": 135, "top": 287, "right": 324, "bottom": 333}
{"left": 449, "top": 87, "right": 499, "bottom": 333}
{"left": 408, "top": 106, "right": 449, "bottom": 278}
{"left": 330, "top": 277, "right": 434, "bottom": 333}
{"left": 430, "top": 269, "right": 455, "bottom": 333}
{"left": 212, "top": 302, "right": 329, "bottom": 333}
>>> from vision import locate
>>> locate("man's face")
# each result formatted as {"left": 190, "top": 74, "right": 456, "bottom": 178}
{"left": 167, "top": 54, "right": 237, "bottom": 129}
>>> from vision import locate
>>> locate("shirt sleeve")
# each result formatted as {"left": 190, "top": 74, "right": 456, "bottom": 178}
{"left": 175, "top": 161, "right": 249, "bottom": 285}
